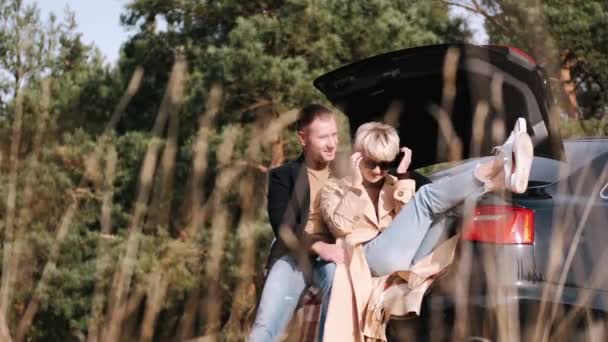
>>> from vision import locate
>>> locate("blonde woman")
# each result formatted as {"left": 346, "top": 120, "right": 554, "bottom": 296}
{"left": 320, "top": 120, "right": 533, "bottom": 341}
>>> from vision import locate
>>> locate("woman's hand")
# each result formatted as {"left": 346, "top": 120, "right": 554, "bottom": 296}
{"left": 350, "top": 152, "right": 364, "bottom": 186}
{"left": 396, "top": 147, "right": 412, "bottom": 174}
{"left": 311, "top": 241, "right": 345, "bottom": 264}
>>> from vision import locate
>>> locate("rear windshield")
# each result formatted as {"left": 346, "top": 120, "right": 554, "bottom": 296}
{"left": 342, "top": 70, "right": 556, "bottom": 169}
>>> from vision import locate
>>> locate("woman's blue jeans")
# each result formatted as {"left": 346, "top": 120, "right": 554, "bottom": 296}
{"left": 364, "top": 169, "right": 484, "bottom": 275}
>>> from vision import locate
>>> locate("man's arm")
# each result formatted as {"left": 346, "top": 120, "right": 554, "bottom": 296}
{"left": 267, "top": 167, "right": 292, "bottom": 238}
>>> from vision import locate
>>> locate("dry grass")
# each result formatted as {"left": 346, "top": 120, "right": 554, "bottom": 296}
{"left": 0, "top": 32, "right": 607, "bottom": 342}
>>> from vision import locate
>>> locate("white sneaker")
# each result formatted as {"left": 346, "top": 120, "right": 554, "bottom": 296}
{"left": 495, "top": 118, "right": 534, "bottom": 193}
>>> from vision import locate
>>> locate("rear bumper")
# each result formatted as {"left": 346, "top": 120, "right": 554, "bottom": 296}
{"left": 426, "top": 239, "right": 608, "bottom": 313}
{"left": 427, "top": 280, "right": 608, "bottom": 313}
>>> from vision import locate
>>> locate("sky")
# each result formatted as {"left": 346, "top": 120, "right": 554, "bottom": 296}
{"left": 33, "top": 0, "right": 130, "bottom": 64}
{"left": 32, "top": 1, "right": 488, "bottom": 65}
{"left": 451, "top": 6, "right": 489, "bottom": 44}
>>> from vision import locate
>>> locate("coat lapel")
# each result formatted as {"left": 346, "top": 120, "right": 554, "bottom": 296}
{"left": 361, "top": 196, "right": 379, "bottom": 227}
{"left": 341, "top": 176, "right": 379, "bottom": 227}
{"left": 377, "top": 175, "right": 397, "bottom": 222}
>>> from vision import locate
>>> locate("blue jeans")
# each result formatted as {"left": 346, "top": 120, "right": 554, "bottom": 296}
{"left": 364, "top": 169, "right": 484, "bottom": 275}
{"left": 248, "top": 255, "right": 336, "bottom": 342}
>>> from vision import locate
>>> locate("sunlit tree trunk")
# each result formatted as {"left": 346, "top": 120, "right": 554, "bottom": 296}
{"left": 560, "top": 57, "right": 581, "bottom": 119}
{"left": 270, "top": 135, "right": 284, "bottom": 168}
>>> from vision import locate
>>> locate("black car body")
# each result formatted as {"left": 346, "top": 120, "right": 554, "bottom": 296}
{"left": 313, "top": 44, "right": 608, "bottom": 340}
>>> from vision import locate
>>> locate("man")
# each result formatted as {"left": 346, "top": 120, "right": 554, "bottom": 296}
{"left": 249, "top": 104, "right": 344, "bottom": 342}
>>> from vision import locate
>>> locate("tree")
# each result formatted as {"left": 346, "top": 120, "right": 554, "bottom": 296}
{"left": 120, "top": 0, "right": 471, "bottom": 162}
{"left": 0, "top": 0, "right": 42, "bottom": 106}
{"left": 115, "top": 0, "right": 471, "bottom": 339}
{"left": 444, "top": 0, "right": 608, "bottom": 119}
{"left": 0, "top": 3, "right": 127, "bottom": 341}
{"left": 1, "top": 1, "right": 472, "bottom": 340}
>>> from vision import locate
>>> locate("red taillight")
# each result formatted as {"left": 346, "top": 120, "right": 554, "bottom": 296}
{"left": 481, "top": 45, "right": 537, "bottom": 66}
{"left": 462, "top": 205, "right": 535, "bottom": 244}
{"left": 507, "top": 47, "right": 537, "bottom": 66}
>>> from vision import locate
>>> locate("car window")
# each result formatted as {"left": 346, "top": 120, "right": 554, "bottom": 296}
{"left": 562, "top": 151, "right": 608, "bottom": 196}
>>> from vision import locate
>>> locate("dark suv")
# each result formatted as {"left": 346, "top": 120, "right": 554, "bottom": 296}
{"left": 314, "top": 44, "right": 608, "bottom": 341}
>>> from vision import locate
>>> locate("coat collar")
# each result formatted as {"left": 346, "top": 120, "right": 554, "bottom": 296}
{"left": 344, "top": 174, "right": 398, "bottom": 228}
{"left": 377, "top": 174, "right": 398, "bottom": 222}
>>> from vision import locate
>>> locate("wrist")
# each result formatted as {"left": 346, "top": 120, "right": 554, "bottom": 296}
{"left": 396, "top": 171, "right": 410, "bottom": 179}
{"left": 350, "top": 185, "right": 363, "bottom": 196}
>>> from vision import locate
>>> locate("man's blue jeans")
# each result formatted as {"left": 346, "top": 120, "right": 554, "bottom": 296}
{"left": 248, "top": 255, "right": 336, "bottom": 342}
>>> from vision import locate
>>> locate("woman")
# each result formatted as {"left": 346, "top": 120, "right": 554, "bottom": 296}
{"left": 320, "top": 120, "right": 533, "bottom": 341}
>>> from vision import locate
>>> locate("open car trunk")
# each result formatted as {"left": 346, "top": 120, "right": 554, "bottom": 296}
{"left": 314, "top": 44, "right": 564, "bottom": 169}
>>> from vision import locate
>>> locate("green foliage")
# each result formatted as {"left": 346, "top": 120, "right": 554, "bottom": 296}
{"left": 0, "top": 129, "right": 100, "bottom": 339}
{"left": 7, "top": 0, "right": 605, "bottom": 341}
{"left": 0, "top": 0, "right": 466, "bottom": 338}
{"left": 479, "top": 0, "right": 608, "bottom": 118}
{"left": 0, "top": 0, "right": 48, "bottom": 104}
{"left": 560, "top": 118, "right": 608, "bottom": 138}
{"left": 117, "top": 0, "right": 470, "bottom": 130}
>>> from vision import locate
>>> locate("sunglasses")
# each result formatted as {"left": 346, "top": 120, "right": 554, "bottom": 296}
{"left": 362, "top": 158, "right": 392, "bottom": 170}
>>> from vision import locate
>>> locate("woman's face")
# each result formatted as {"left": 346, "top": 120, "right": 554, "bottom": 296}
{"left": 359, "top": 156, "right": 391, "bottom": 183}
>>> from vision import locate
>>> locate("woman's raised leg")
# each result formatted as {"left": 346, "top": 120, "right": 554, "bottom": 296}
{"left": 364, "top": 168, "right": 484, "bottom": 276}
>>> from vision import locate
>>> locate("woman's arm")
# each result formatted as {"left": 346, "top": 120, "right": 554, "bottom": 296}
{"left": 320, "top": 178, "right": 367, "bottom": 238}
{"left": 393, "top": 178, "right": 416, "bottom": 213}
{"left": 393, "top": 146, "right": 416, "bottom": 213}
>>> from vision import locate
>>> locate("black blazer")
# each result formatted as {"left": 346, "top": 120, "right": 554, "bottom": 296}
{"left": 266, "top": 155, "right": 311, "bottom": 264}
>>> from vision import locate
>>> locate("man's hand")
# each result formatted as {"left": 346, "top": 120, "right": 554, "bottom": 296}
{"left": 311, "top": 241, "right": 345, "bottom": 264}
{"left": 396, "top": 147, "right": 412, "bottom": 175}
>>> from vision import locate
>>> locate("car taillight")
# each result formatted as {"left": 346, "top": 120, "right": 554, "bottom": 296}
{"left": 481, "top": 45, "right": 537, "bottom": 67}
{"left": 462, "top": 205, "right": 535, "bottom": 244}
{"left": 507, "top": 46, "right": 537, "bottom": 66}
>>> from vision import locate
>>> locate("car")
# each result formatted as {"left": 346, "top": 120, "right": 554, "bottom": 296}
{"left": 313, "top": 44, "right": 608, "bottom": 341}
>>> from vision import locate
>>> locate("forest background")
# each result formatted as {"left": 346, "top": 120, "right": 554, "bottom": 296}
{"left": 0, "top": 0, "right": 607, "bottom": 340}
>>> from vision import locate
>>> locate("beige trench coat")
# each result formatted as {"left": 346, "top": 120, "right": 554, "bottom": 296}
{"left": 320, "top": 175, "right": 457, "bottom": 341}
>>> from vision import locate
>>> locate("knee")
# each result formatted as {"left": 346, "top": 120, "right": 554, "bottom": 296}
{"left": 249, "top": 294, "right": 298, "bottom": 341}
{"left": 416, "top": 185, "right": 431, "bottom": 206}
{"left": 413, "top": 185, "right": 437, "bottom": 218}
{"left": 372, "top": 249, "right": 416, "bottom": 276}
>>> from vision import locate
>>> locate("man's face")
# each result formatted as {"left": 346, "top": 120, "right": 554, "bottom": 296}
{"left": 299, "top": 115, "right": 339, "bottom": 163}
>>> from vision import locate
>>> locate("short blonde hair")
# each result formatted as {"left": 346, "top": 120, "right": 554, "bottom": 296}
{"left": 353, "top": 122, "right": 400, "bottom": 161}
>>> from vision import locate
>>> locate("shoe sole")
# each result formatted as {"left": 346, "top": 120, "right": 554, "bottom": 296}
{"left": 510, "top": 133, "right": 533, "bottom": 193}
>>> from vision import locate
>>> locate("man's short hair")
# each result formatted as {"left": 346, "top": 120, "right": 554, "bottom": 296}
{"left": 295, "top": 104, "right": 334, "bottom": 131}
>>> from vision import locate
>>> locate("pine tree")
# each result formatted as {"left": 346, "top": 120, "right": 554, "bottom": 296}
{"left": 446, "top": 0, "right": 608, "bottom": 119}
